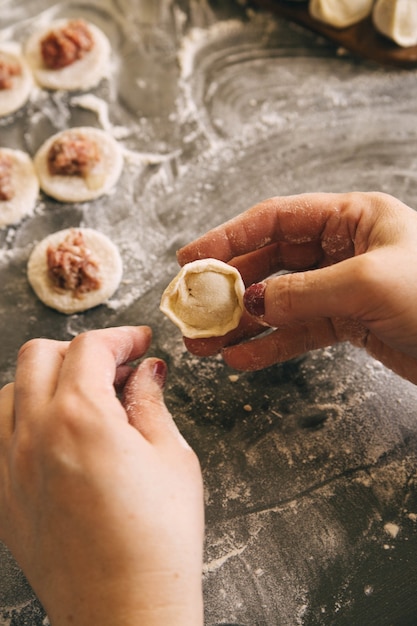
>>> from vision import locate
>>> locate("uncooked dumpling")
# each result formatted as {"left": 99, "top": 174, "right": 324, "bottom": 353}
{"left": 160, "top": 258, "right": 245, "bottom": 338}
{"left": 309, "top": 0, "right": 374, "bottom": 28}
{"left": 373, "top": 0, "right": 417, "bottom": 47}
{"left": 27, "top": 227, "right": 123, "bottom": 314}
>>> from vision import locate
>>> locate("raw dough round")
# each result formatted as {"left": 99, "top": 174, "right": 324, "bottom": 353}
{"left": 160, "top": 258, "right": 245, "bottom": 338}
{"left": 27, "top": 227, "right": 123, "bottom": 314}
{"left": 309, "top": 0, "right": 374, "bottom": 28}
{"left": 0, "top": 148, "right": 39, "bottom": 228}
{"left": 0, "top": 46, "right": 33, "bottom": 117}
{"left": 24, "top": 19, "right": 111, "bottom": 91}
{"left": 34, "top": 126, "right": 123, "bottom": 202}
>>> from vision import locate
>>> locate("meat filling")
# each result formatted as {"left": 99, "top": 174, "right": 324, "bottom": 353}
{"left": 41, "top": 19, "right": 94, "bottom": 70}
{"left": 47, "top": 230, "right": 101, "bottom": 296}
{"left": 0, "top": 153, "right": 14, "bottom": 201}
{"left": 0, "top": 53, "right": 22, "bottom": 90}
{"left": 47, "top": 132, "right": 101, "bottom": 178}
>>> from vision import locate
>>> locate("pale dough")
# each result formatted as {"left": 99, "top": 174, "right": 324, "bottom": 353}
{"left": 27, "top": 227, "right": 123, "bottom": 314}
{"left": 309, "top": 0, "right": 374, "bottom": 28}
{"left": 24, "top": 19, "right": 110, "bottom": 91}
{"left": 0, "top": 148, "right": 39, "bottom": 228}
{"left": 34, "top": 126, "right": 123, "bottom": 202}
{"left": 160, "top": 258, "right": 245, "bottom": 338}
{"left": 0, "top": 46, "right": 33, "bottom": 117}
{"left": 373, "top": 0, "right": 417, "bottom": 47}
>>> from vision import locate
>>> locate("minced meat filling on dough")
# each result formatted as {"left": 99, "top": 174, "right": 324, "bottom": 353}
{"left": 47, "top": 132, "right": 101, "bottom": 177}
{"left": 47, "top": 229, "right": 101, "bottom": 296}
{"left": 0, "top": 153, "right": 14, "bottom": 201}
{"left": 0, "top": 53, "right": 22, "bottom": 90}
{"left": 41, "top": 19, "right": 94, "bottom": 70}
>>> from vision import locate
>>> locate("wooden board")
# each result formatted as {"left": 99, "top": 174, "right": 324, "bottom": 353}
{"left": 254, "top": 0, "right": 417, "bottom": 69}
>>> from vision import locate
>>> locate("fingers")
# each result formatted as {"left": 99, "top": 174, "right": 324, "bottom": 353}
{"left": 177, "top": 192, "right": 363, "bottom": 266}
{"left": 56, "top": 326, "right": 152, "bottom": 396}
{"left": 230, "top": 240, "right": 323, "bottom": 286}
{"left": 245, "top": 252, "right": 392, "bottom": 328}
{"left": 184, "top": 311, "right": 265, "bottom": 356}
{"left": 122, "top": 357, "right": 190, "bottom": 448}
{"left": 365, "top": 334, "right": 417, "bottom": 385}
{"left": 183, "top": 252, "right": 370, "bottom": 358}
{"left": 13, "top": 327, "right": 152, "bottom": 426}
{"left": 178, "top": 191, "right": 417, "bottom": 273}
{"left": 0, "top": 383, "right": 15, "bottom": 443}
{"left": 222, "top": 318, "right": 367, "bottom": 371}
{"left": 14, "top": 339, "right": 69, "bottom": 417}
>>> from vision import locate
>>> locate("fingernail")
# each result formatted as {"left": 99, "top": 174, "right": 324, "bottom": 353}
{"left": 152, "top": 359, "right": 167, "bottom": 389}
{"left": 244, "top": 282, "right": 266, "bottom": 317}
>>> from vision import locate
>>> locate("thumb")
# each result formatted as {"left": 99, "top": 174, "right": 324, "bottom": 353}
{"left": 244, "top": 256, "right": 376, "bottom": 327}
{"left": 122, "top": 357, "right": 187, "bottom": 447}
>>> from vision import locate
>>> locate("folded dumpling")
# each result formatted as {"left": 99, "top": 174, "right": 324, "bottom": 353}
{"left": 309, "top": 0, "right": 374, "bottom": 28}
{"left": 160, "top": 258, "right": 245, "bottom": 338}
{"left": 373, "top": 0, "right": 417, "bottom": 47}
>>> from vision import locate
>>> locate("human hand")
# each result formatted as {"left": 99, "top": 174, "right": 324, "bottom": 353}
{"left": 178, "top": 192, "right": 417, "bottom": 384}
{"left": 0, "top": 326, "right": 204, "bottom": 626}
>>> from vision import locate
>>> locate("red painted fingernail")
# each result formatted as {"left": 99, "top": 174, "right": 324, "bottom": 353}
{"left": 244, "top": 283, "right": 266, "bottom": 317}
{"left": 153, "top": 359, "right": 167, "bottom": 389}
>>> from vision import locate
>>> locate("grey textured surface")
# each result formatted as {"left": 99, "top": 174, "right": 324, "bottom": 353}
{"left": 1, "top": 1, "right": 417, "bottom": 624}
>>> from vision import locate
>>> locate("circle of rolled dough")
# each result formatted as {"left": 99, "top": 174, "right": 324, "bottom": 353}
{"left": 0, "top": 148, "right": 39, "bottom": 228}
{"left": 0, "top": 47, "right": 33, "bottom": 117}
{"left": 24, "top": 19, "right": 111, "bottom": 91}
{"left": 27, "top": 227, "right": 123, "bottom": 314}
{"left": 34, "top": 126, "right": 123, "bottom": 202}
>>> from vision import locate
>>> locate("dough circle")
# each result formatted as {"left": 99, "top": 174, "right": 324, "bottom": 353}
{"left": 24, "top": 19, "right": 110, "bottom": 91}
{"left": 34, "top": 126, "right": 123, "bottom": 202}
{"left": 160, "top": 258, "right": 245, "bottom": 338}
{"left": 27, "top": 227, "right": 123, "bottom": 314}
{"left": 0, "top": 148, "right": 39, "bottom": 228}
{"left": 0, "top": 47, "right": 33, "bottom": 117}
